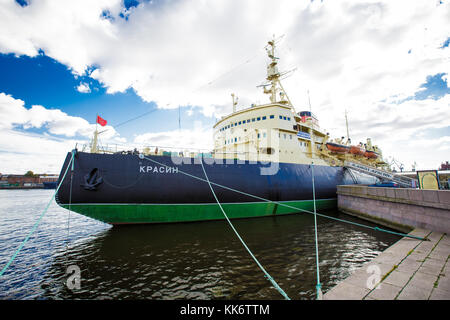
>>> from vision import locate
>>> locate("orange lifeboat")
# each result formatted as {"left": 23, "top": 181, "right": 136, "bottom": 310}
{"left": 350, "top": 145, "right": 365, "bottom": 156}
{"left": 326, "top": 142, "right": 350, "bottom": 154}
{"left": 364, "top": 150, "right": 378, "bottom": 159}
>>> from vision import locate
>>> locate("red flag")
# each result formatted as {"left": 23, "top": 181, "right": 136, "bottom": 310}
{"left": 96, "top": 115, "right": 107, "bottom": 126}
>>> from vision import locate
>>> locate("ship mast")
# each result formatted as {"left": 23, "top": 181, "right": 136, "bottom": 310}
{"left": 262, "top": 36, "right": 294, "bottom": 108}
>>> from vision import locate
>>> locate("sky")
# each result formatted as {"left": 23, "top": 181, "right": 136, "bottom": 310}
{"left": 0, "top": 0, "right": 449, "bottom": 174}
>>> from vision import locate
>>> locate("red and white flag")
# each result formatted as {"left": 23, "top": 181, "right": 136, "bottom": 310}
{"left": 96, "top": 115, "right": 107, "bottom": 126}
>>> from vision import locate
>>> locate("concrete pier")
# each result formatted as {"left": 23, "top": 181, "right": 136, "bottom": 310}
{"left": 323, "top": 185, "right": 450, "bottom": 300}
{"left": 324, "top": 228, "right": 449, "bottom": 300}
{"left": 336, "top": 185, "right": 450, "bottom": 234}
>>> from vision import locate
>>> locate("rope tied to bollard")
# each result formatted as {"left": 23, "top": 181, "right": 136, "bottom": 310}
{"left": 199, "top": 157, "right": 291, "bottom": 300}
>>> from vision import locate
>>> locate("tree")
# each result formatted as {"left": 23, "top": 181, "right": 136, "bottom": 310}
{"left": 24, "top": 171, "right": 35, "bottom": 177}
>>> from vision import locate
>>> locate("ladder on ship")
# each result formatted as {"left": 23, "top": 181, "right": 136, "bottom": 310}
{"left": 344, "top": 161, "right": 418, "bottom": 188}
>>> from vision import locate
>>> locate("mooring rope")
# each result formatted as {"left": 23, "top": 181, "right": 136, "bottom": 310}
{"left": 311, "top": 161, "right": 322, "bottom": 300}
{"left": 142, "top": 155, "right": 426, "bottom": 241}
{"left": 200, "top": 158, "right": 291, "bottom": 300}
{"left": 0, "top": 150, "right": 76, "bottom": 278}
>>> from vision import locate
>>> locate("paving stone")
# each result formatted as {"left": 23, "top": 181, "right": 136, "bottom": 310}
{"left": 323, "top": 281, "right": 370, "bottom": 300}
{"left": 406, "top": 271, "right": 438, "bottom": 291}
{"left": 396, "top": 284, "right": 431, "bottom": 300}
{"left": 342, "top": 270, "right": 375, "bottom": 290}
{"left": 366, "top": 282, "right": 402, "bottom": 300}
{"left": 418, "top": 258, "right": 446, "bottom": 276}
{"left": 397, "top": 257, "right": 423, "bottom": 273}
{"left": 409, "top": 228, "right": 430, "bottom": 238}
{"left": 428, "top": 250, "right": 449, "bottom": 262}
{"left": 440, "top": 235, "right": 450, "bottom": 246}
{"left": 425, "top": 232, "right": 445, "bottom": 242}
{"left": 384, "top": 242, "right": 416, "bottom": 256}
{"left": 436, "top": 274, "right": 450, "bottom": 292}
{"left": 371, "top": 252, "right": 403, "bottom": 266}
{"left": 383, "top": 270, "right": 412, "bottom": 288}
{"left": 429, "top": 288, "right": 450, "bottom": 300}
{"left": 416, "top": 241, "right": 438, "bottom": 253}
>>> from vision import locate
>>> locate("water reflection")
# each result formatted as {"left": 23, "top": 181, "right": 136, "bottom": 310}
{"left": 39, "top": 211, "right": 400, "bottom": 300}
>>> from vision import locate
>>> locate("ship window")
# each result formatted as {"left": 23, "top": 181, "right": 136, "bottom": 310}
{"left": 242, "top": 120, "right": 246, "bottom": 124}
{"left": 262, "top": 116, "right": 266, "bottom": 120}
{"left": 262, "top": 147, "right": 275, "bottom": 154}
{"left": 239, "top": 137, "right": 241, "bottom": 141}
{"left": 283, "top": 116, "right": 287, "bottom": 120}
{"left": 234, "top": 137, "right": 237, "bottom": 142}
{"left": 235, "top": 122, "right": 237, "bottom": 126}
{"left": 239, "top": 121, "right": 241, "bottom": 125}
{"left": 288, "top": 117, "right": 291, "bottom": 121}
{"left": 257, "top": 117, "right": 261, "bottom": 121}
{"left": 231, "top": 124, "right": 233, "bottom": 127}
{"left": 270, "top": 115, "right": 274, "bottom": 119}
{"left": 290, "top": 135, "right": 292, "bottom": 140}
{"left": 257, "top": 133, "right": 260, "bottom": 138}
{"left": 263, "top": 132, "right": 267, "bottom": 138}
{"left": 283, "top": 134, "right": 286, "bottom": 139}
{"left": 247, "top": 119, "right": 250, "bottom": 122}
{"left": 252, "top": 118, "right": 255, "bottom": 122}
{"left": 279, "top": 115, "right": 282, "bottom": 119}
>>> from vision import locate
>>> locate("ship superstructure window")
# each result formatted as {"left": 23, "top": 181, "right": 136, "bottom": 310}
{"left": 235, "top": 122, "right": 237, "bottom": 126}
{"left": 239, "top": 121, "right": 241, "bottom": 125}
{"left": 262, "top": 116, "right": 266, "bottom": 120}
{"left": 257, "top": 117, "right": 261, "bottom": 121}
{"left": 279, "top": 115, "right": 282, "bottom": 119}
{"left": 247, "top": 119, "right": 250, "bottom": 122}
{"left": 257, "top": 133, "right": 260, "bottom": 138}
{"left": 243, "top": 120, "right": 246, "bottom": 124}
{"left": 287, "top": 117, "right": 291, "bottom": 121}
{"left": 270, "top": 115, "right": 274, "bottom": 119}
{"left": 263, "top": 132, "right": 267, "bottom": 138}
{"left": 283, "top": 116, "right": 287, "bottom": 120}
{"left": 252, "top": 118, "right": 255, "bottom": 122}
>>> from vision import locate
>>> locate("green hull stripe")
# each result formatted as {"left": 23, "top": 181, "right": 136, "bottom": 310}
{"left": 61, "top": 199, "right": 336, "bottom": 224}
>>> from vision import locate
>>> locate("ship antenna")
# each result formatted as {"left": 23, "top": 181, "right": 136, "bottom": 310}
{"left": 345, "top": 109, "right": 350, "bottom": 145}
{"left": 178, "top": 105, "right": 181, "bottom": 131}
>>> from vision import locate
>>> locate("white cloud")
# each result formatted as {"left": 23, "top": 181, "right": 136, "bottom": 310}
{"left": 0, "top": 128, "right": 76, "bottom": 174}
{"left": 1, "top": 0, "right": 448, "bottom": 115}
{"left": 0, "top": 92, "right": 116, "bottom": 138}
{"left": 133, "top": 121, "right": 213, "bottom": 152}
{"left": 0, "top": 92, "right": 125, "bottom": 173}
{"left": 76, "top": 82, "right": 91, "bottom": 93}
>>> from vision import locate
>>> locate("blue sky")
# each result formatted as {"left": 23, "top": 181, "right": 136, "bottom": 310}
{"left": 0, "top": 0, "right": 449, "bottom": 173}
{"left": 0, "top": 52, "right": 215, "bottom": 141}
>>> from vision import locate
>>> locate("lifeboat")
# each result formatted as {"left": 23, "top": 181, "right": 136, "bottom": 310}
{"left": 350, "top": 145, "right": 365, "bottom": 156}
{"left": 326, "top": 142, "right": 350, "bottom": 154}
{"left": 364, "top": 150, "right": 378, "bottom": 159}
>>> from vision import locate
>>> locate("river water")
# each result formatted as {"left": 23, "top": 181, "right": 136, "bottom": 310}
{"left": 0, "top": 189, "right": 401, "bottom": 300}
